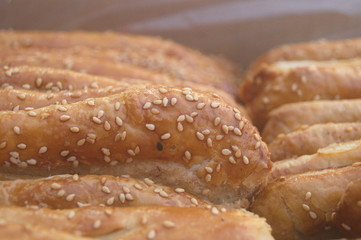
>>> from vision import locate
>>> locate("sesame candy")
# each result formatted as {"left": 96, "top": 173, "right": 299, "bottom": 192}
{"left": 38, "top": 146, "right": 48, "bottom": 154}
{"left": 160, "top": 133, "right": 171, "bottom": 140}
{"left": 145, "top": 124, "right": 155, "bottom": 131}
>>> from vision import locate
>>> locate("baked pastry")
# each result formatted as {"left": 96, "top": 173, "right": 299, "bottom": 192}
{"left": 270, "top": 140, "right": 361, "bottom": 179}
{"left": 0, "top": 31, "right": 239, "bottom": 96}
{"left": 0, "top": 86, "right": 271, "bottom": 205}
{"left": 252, "top": 165, "right": 361, "bottom": 240}
{"left": 334, "top": 178, "right": 361, "bottom": 238}
{"left": 242, "top": 59, "right": 361, "bottom": 128}
{"left": 0, "top": 174, "right": 209, "bottom": 209}
{"left": 0, "top": 205, "right": 274, "bottom": 240}
{"left": 240, "top": 38, "right": 361, "bottom": 103}
{"left": 269, "top": 122, "right": 361, "bottom": 161}
{"left": 262, "top": 99, "right": 361, "bottom": 143}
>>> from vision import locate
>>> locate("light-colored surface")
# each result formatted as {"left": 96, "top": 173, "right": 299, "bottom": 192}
{"left": 1, "top": 0, "right": 361, "bottom": 66}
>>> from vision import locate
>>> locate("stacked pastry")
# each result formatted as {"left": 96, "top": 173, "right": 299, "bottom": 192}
{"left": 240, "top": 39, "right": 361, "bottom": 239}
{"left": 0, "top": 31, "right": 274, "bottom": 239}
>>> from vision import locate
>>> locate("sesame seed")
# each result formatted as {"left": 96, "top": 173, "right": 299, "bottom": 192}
{"left": 216, "top": 164, "right": 221, "bottom": 172}
{"left": 104, "top": 121, "right": 111, "bottom": 131}
{"left": 125, "top": 193, "right": 134, "bottom": 201}
{"left": 145, "top": 124, "right": 155, "bottom": 131}
{"left": 243, "top": 156, "right": 249, "bottom": 165}
{"left": 160, "top": 133, "right": 171, "bottom": 140}
{"left": 73, "top": 174, "right": 79, "bottom": 181}
{"left": 114, "top": 102, "right": 121, "bottom": 111}
{"left": 234, "top": 128, "right": 242, "bottom": 136}
{"left": 159, "top": 190, "right": 169, "bottom": 198}
{"left": 309, "top": 211, "right": 317, "bottom": 219}
{"left": 211, "top": 102, "right": 220, "bottom": 108}
{"left": 148, "top": 230, "right": 156, "bottom": 239}
{"left": 90, "top": 82, "right": 99, "bottom": 89}
{"left": 127, "top": 149, "right": 136, "bottom": 156}
{"left": 51, "top": 183, "right": 62, "bottom": 189}
{"left": 47, "top": 94, "right": 54, "bottom": 100}
{"left": 106, "top": 197, "right": 115, "bottom": 205}
{"left": 119, "top": 193, "right": 126, "bottom": 203}
{"left": 191, "top": 198, "right": 199, "bottom": 205}
{"left": 104, "top": 156, "right": 111, "bottom": 162}
{"left": 92, "top": 116, "right": 102, "bottom": 124}
{"left": 101, "top": 186, "right": 111, "bottom": 194}
{"left": 175, "top": 188, "right": 185, "bottom": 193}
{"left": 60, "top": 150, "right": 70, "bottom": 157}
{"left": 214, "top": 117, "right": 221, "bottom": 126}
{"left": 38, "top": 146, "right": 47, "bottom": 154}
{"left": 12, "top": 105, "right": 19, "bottom": 111}
{"left": 222, "top": 125, "right": 229, "bottom": 134}
{"left": 70, "top": 127, "right": 80, "bottom": 133}
{"left": 144, "top": 178, "right": 154, "bottom": 186}
{"left": 0, "top": 142, "right": 6, "bottom": 149}
{"left": 206, "top": 138, "right": 213, "bottom": 147}
{"left": 177, "top": 115, "right": 185, "bottom": 122}
{"left": 234, "top": 113, "right": 242, "bottom": 120}
{"left": 101, "top": 148, "right": 110, "bottom": 156}
{"left": 205, "top": 166, "right": 213, "bottom": 173}
{"left": 67, "top": 156, "right": 76, "bottom": 162}
{"left": 163, "top": 220, "right": 175, "bottom": 228}
{"left": 153, "top": 99, "right": 162, "bottom": 105}
{"left": 341, "top": 223, "right": 351, "bottom": 231}
{"left": 159, "top": 88, "right": 168, "bottom": 93}
{"left": 229, "top": 156, "right": 236, "bottom": 164}
{"left": 13, "top": 126, "right": 20, "bottom": 135}
{"left": 17, "top": 143, "right": 26, "bottom": 149}
{"left": 77, "top": 139, "right": 86, "bottom": 146}
{"left": 184, "top": 151, "right": 191, "bottom": 160}
{"left": 171, "top": 97, "right": 177, "bottom": 106}
{"left": 66, "top": 194, "right": 76, "bottom": 201}
{"left": 202, "top": 129, "right": 210, "bottom": 135}
{"left": 26, "top": 159, "right": 37, "bottom": 165}
{"left": 57, "top": 106, "right": 67, "bottom": 112}
{"left": 60, "top": 115, "right": 71, "bottom": 122}
{"left": 97, "top": 110, "right": 104, "bottom": 118}
{"left": 121, "top": 131, "right": 127, "bottom": 141}
{"left": 196, "top": 132, "right": 205, "bottom": 141}
{"left": 305, "top": 192, "right": 312, "bottom": 200}
{"left": 197, "top": 102, "right": 206, "bottom": 110}
{"left": 235, "top": 150, "right": 242, "bottom": 158}
{"left": 302, "top": 204, "right": 310, "bottom": 211}
{"left": 16, "top": 93, "right": 26, "bottom": 100}
{"left": 104, "top": 209, "right": 113, "bottom": 216}
{"left": 57, "top": 190, "right": 65, "bottom": 197}
{"left": 239, "top": 121, "right": 245, "bottom": 130}
{"left": 151, "top": 108, "right": 160, "bottom": 115}
{"left": 177, "top": 122, "right": 184, "bottom": 132}
{"left": 135, "top": 146, "right": 140, "bottom": 154}
{"left": 163, "top": 97, "right": 168, "bottom": 107}
{"left": 262, "top": 97, "right": 270, "bottom": 104}
{"left": 27, "top": 111, "right": 37, "bottom": 117}
{"left": 185, "top": 115, "right": 193, "bottom": 123}
{"left": 205, "top": 174, "right": 212, "bottom": 182}
{"left": 67, "top": 211, "right": 75, "bottom": 219}
{"left": 35, "top": 77, "right": 43, "bottom": 87}
{"left": 185, "top": 94, "right": 194, "bottom": 101}
{"left": 143, "top": 102, "right": 151, "bottom": 109}
{"left": 134, "top": 184, "right": 143, "bottom": 190}
{"left": 87, "top": 100, "right": 95, "bottom": 106}
{"left": 221, "top": 149, "right": 232, "bottom": 156}
{"left": 211, "top": 207, "right": 219, "bottom": 215}
{"left": 93, "top": 220, "right": 101, "bottom": 229}
{"left": 190, "top": 112, "right": 198, "bottom": 117}
{"left": 216, "top": 135, "right": 224, "bottom": 140}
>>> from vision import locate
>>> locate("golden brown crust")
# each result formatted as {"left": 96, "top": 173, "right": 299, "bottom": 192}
{"left": 262, "top": 99, "right": 361, "bottom": 143}
{"left": 244, "top": 61, "right": 361, "bottom": 128}
{"left": 240, "top": 38, "right": 361, "bottom": 102}
{"left": 334, "top": 179, "right": 361, "bottom": 237}
{"left": 269, "top": 122, "right": 361, "bottom": 161}
{"left": 252, "top": 165, "right": 361, "bottom": 240}
{"left": 270, "top": 140, "right": 361, "bottom": 180}
{"left": 0, "top": 86, "right": 270, "bottom": 205}
{"left": 0, "top": 30, "right": 239, "bottom": 96}
{"left": 0, "top": 205, "right": 274, "bottom": 240}
{"left": 0, "top": 174, "right": 209, "bottom": 209}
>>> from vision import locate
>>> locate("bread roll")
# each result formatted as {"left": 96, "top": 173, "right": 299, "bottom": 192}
{"left": 0, "top": 174, "right": 210, "bottom": 209}
{"left": 252, "top": 165, "right": 361, "bottom": 240}
{"left": 270, "top": 140, "right": 361, "bottom": 180}
{"left": 0, "top": 31, "right": 239, "bottom": 96}
{"left": 240, "top": 38, "right": 361, "bottom": 103}
{"left": 243, "top": 60, "right": 361, "bottom": 128}
{"left": 0, "top": 205, "right": 274, "bottom": 240}
{"left": 269, "top": 122, "right": 361, "bottom": 161}
{"left": 0, "top": 86, "right": 270, "bottom": 205}
{"left": 262, "top": 99, "right": 361, "bottom": 143}
{"left": 334, "top": 178, "right": 361, "bottom": 238}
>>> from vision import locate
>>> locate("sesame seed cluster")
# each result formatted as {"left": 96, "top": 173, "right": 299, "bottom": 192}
{"left": 0, "top": 31, "right": 273, "bottom": 240}
{"left": 240, "top": 38, "right": 361, "bottom": 239}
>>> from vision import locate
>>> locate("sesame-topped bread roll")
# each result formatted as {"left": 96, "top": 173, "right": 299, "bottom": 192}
{"left": 240, "top": 38, "right": 361, "bottom": 103}
{"left": 334, "top": 178, "right": 361, "bottom": 238}
{"left": 270, "top": 140, "right": 361, "bottom": 180}
{"left": 0, "top": 86, "right": 270, "bottom": 205}
{"left": 262, "top": 99, "right": 361, "bottom": 143}
{"left": 0, "top": 174, "right": 208, "bottom": 209}
{"left": 269, "top": 122, "right": 361, "bottom": 161}
{"left": 252, "top": 165, "right": 361, "bottom": 240}
{"left": 0, "top": 31, "right": 239, "bottom": 96}
{"left": 0, "top": 205, "right": 274, "bottom": 240}
{"left": 241, "top": 59, "right": 361, "bottom": 128}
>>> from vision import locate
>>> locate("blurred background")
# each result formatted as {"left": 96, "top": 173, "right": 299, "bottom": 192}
{"left": 1, "top": 0, "right": 361, "bottom": 68}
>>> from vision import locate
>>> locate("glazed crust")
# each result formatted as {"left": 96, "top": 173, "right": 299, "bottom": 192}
{"left": 270, "top": 140, "right": 361, "bottom": 180}
{"left": 334, "top": 179, "right": 361, "bottom": 238}
{"left": 269, "top": 122, "right": 361, "bottom": 161}
{"left": 244, "top": 61, "right": 361, "bottom": 128}
{"left": 0, "top": 31, "right": 239, "bottom": 96}
{"left": 240, "top": 38, "right": 361, "bottom": 102}
{"left": 0, "top": 86, "right": 271, "bottom": 205}
{"left": 0, "top": 205, "right": 274, "bottom": 240}
{"left": 0, "top": 174, "right": 208, "bottom": 209}
{"left": 262, "top": 99, "right": 361, "bottom": 143}
{"left": 252, "top": 165, "right": 361, "bottom": 240}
